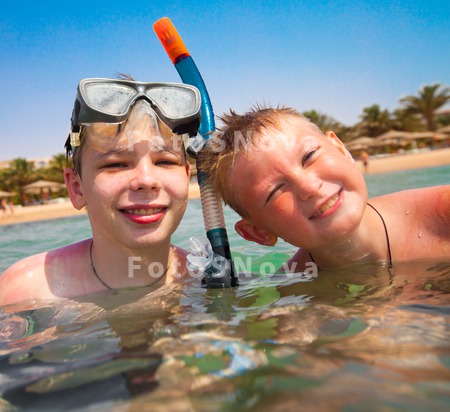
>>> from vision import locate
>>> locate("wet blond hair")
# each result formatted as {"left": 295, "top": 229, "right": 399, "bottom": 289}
{"left": 199, "top": 106, "right": 321, "bottom": 218}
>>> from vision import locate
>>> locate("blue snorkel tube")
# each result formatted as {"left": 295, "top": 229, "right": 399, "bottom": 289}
{"left": 153, "top": 17, "right": 237, "bottom": 288}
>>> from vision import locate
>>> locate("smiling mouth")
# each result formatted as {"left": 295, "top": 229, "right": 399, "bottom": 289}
{"left": 311, "top": 190, "right": 342, "bottom": 218}
{"left": 123, "top": 207, "right": 164, "bottom": 216}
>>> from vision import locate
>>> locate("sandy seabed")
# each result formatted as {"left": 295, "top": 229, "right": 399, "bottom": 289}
{"left": 1, "top": 148, "right": 449, "bottom": 227}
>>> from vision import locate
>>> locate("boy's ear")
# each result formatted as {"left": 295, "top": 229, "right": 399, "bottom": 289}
{"left": 64, "top": 167, "right": 87, "bottom": 210}
{"left": 326, "top": 131, "right": 354, "bottom": 163}
{"left": 185, "top": 161, "right": 191, "bottom": 177}
{"left": 235, "top": 219, "right": 278, "bottom": 246}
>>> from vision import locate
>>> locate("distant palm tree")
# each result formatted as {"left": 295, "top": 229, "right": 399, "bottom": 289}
{"left": 41, "top": 153, "right": 68, "bottom": 183}
{"left": 3, "top": 158, "right": 36, "bottom": 204}
{"left": 358, "top": 104, "right": 392, "bottom": 137}
{"left": 303, "top": 110, "right": 352, "bottom": 141}
{"left": 400, "top": 83, "right": 450, "bottom": 131}
{"left": 303, "top": 110, "right": 341, "bottom": 131}
{"left": 48, "top": 153, "right": 69, "bottom": 173}
{"left": 391, "top": 108, "right": 426, "bottom": 132}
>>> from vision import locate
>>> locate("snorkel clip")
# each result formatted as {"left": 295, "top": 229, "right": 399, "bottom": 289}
{"left": 69, "top": 131, "right": 81, "bottom": 148}
{"left": 185, "top": 133, "right": 207, "bottom": 158}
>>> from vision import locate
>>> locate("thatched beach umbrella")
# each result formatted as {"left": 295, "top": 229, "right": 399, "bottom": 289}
{"left": 0, "top": 190, "right": 16, "bottom": 198}
{"left": 400, "top": 131, "right": 449, "bottom": 148}
{"left": 371, "top": 130, "right": 412, "bottom": 148}
{"left": 22, "top": 180, "right": 65, "bottom": 195}
{"left": 345, "top": 137, "right": 374, "bottom": 151}
{"left": 436, "top": 125, "right": 450, "bottom": 134}
{"left": 374, "top": 130, "right": 411, "bottom": 142}
{"left": 399, "top": 131, "right": 431, "bottom": 143}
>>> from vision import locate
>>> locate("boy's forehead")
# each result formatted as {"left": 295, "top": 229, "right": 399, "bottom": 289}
{"left": 255, "top": 118, "right": 322, "bottom": 147}
{"left": 84, "top": 127, "right": 184, "bottom": 154}
{"left": 279, "top": 116, "right": 322, "bottom": 137}
{"left": 83, "top": 113, "right": 184, "bottom": 155}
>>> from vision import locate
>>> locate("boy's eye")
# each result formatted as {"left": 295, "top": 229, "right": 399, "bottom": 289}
{"left": 156, "top": 159, "right": 179, "bottom": 166}
{"left": 302, "top": 148, "right": 318, "bottom": 166}
{"left": 155, "top": 153, "right": 183, "bottom": 167}
{"left": 265, "top": 184, "right": 283, "bottom": 205}
{"left": 102, "top": 162, "right": 128, "bottom": 168}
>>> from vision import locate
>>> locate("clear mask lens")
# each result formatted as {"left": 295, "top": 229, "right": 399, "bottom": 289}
{"left": 84, "top": 100, "right": 181, "bottom": 154}
{"left": 81, "top": 81, "right": 199, "bottom": 120}
{"left": 84, "top": 83, "right": 139, "bottom": 116}
{"left": 144, "top": 87, "right": 198, "bottom": 118}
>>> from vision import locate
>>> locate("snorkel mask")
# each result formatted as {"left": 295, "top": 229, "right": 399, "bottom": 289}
{"left": 65, "top": 78, "right": 201, "bottom": 154}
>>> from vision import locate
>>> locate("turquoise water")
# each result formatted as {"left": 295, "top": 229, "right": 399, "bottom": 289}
{"left": 364, "top": 163, "right": 450, "bottom": 197}
{"left": 0, "top": 164, "right": 449, "bottom": 411}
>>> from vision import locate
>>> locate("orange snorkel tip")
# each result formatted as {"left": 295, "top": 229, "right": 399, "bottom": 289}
{"left": 153, "top": 17, "right": 190, "bottom": 64}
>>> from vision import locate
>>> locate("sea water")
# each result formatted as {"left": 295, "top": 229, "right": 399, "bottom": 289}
{"left": 0, "top": 164, "right": 449, "bottom": 411}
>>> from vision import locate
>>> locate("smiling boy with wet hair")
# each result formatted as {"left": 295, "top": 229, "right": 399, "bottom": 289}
{"left": 200, "top": 106, "right": 450, "bottom": 272}
{"left": 0, "top": 78, "right": 201, "bottom": 306}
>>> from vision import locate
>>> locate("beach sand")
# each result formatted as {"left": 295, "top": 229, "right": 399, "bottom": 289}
{"left": 1, "top": 148, "right": 448, "bottom": 227}
{"left": 355, "top": 147, "right": 450, "bottom": 174}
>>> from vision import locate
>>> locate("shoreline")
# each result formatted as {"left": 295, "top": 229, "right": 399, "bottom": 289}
{"left": 1, "top": 149, "right": 449, "bottom": 227}
{"left": 354, "top": 147, "right": 450, "bottom": 174}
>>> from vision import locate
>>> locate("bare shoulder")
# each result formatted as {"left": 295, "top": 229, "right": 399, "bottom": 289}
{"left": 421, "top": 185, "right": 450, "bottom": 232}
{"left": 376, "top": 185, "right": 450, "bottom": 218}
{"left": 380, "top": 184, "right": 449, "bottom": 200}
{"left": 372, "top": 185, "right": 450, "bottom": 259}
{"left": 426, "top": 185, "right": 450, "bottom": 218}
{"left": 0, "top": 252, "right": 51, "bottom": 306}
{"left": 0, "top": 240, "right": 91, "bottom": 307}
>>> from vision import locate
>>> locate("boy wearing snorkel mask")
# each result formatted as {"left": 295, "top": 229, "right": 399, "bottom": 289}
{"left": 200, "top": 106, "right": 450, "bottom": 272}
{"left": 0, "top": 78, "right": 201, "bottom": 306}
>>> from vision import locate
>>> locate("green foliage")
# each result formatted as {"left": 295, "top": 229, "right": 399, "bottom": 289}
{"left": 301, "top": 83, "right": 449, "bottom": 143}
{"left": 357, "top": 104, "right": 392, "bottom": 137}
{"left": 39, "top": 153, "right": 68, "bottom": 184}
{"left": 303, "top": 110, "right": 341, "bottom": 132}
{"left": 400, "top": 83, "right": 450, "bottom": 131}
{"left": 303, "top": 110, "right": 352, "bottom": 142}
{"left": 391, "top": 109, "right": 426, "bottom": 132}
{"left": 0, "top": 154, "right": 68, "bottom": 205}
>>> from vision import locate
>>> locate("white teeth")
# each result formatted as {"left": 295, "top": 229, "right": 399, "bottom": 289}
{"left": 313, "top": 194, "right": 339, "bottom": 217}
{"left": 126, "top": 208, "right": 163, "bottom": 216}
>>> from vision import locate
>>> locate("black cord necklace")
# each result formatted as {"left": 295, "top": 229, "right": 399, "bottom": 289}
{"left": 89, "top": 240, "right": 113, "bottom": 289}
{"left": 89, "top": 240, "right": 170, "bottom": 290}
{"left": 309, "top": 202, "right": 393, "bottom": 269}
{"left": 367, "top": 203, "right": 393, "bottom": 269}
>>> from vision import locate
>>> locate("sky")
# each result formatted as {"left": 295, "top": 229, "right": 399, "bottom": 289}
{"left": 1, "top": 0, "right": 449, "bottom": 161}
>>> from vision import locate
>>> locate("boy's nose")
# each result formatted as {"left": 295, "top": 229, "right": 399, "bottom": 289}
{"left": 292, "top": 171, "right": 322, "bottom": 202}
{"left": 129, "top": 159, "right": 161, "bottom": 192}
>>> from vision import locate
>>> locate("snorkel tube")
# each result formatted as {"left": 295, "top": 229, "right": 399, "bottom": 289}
{"left": 153, "top": 17, "right": 237, "bottom": 288}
